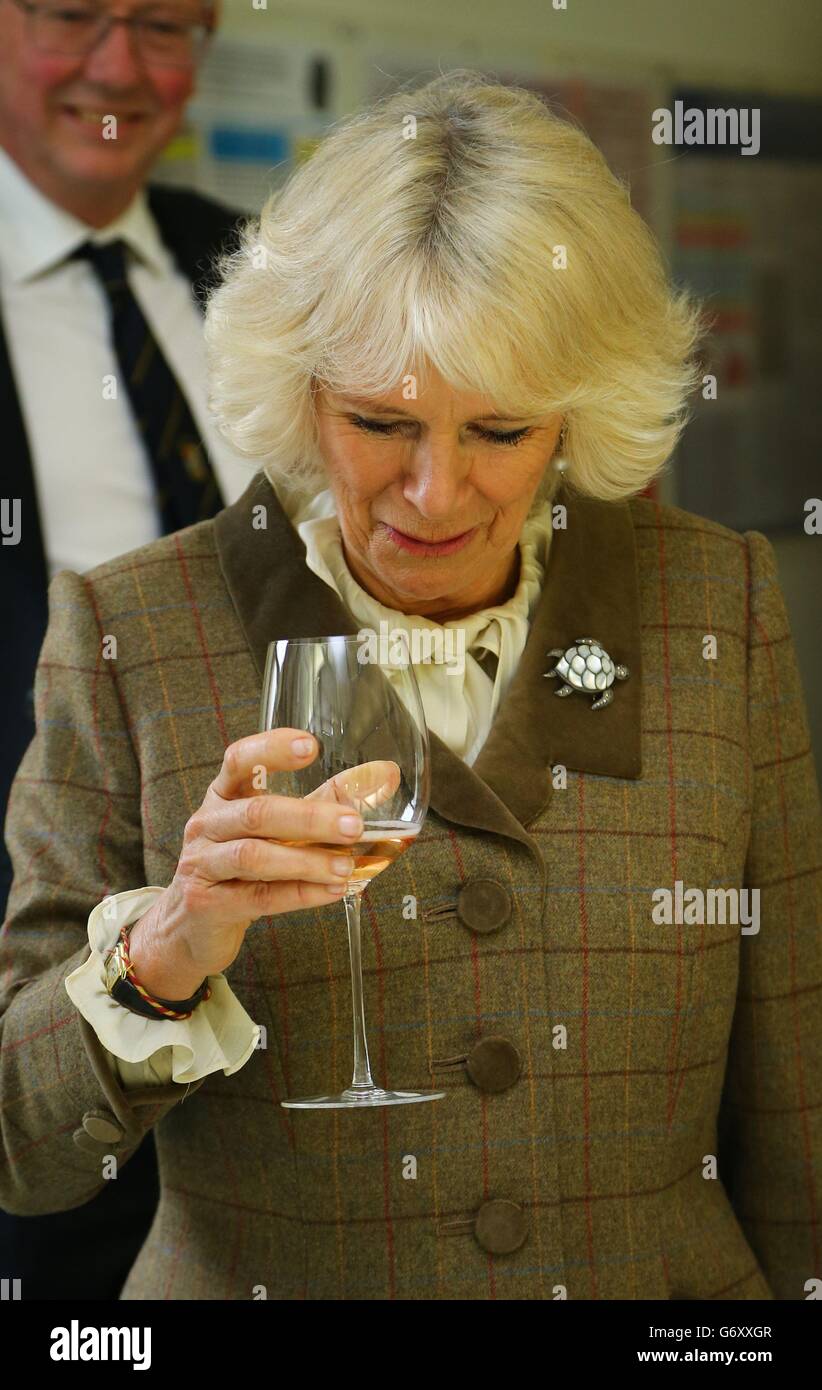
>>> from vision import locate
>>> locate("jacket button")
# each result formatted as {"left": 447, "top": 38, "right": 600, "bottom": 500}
{"left": 474, "top": 1199, "right": 528, "bottom": 1254}
{"left": 465, "top": 1036, "right": 522, "bottom": 1093}
{"left": 72, "top": 1128, "right": 112, "bottom": 1155}
{"left": 456, "top": 879, "right": 511, "bottom": 934}
{"left": 82, "top": 1111, "right": 124, "bottom": 1143}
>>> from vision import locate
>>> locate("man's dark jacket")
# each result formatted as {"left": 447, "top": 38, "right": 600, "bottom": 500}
{"left": 0, "top": 183, "right": 243, "bottom": 1298}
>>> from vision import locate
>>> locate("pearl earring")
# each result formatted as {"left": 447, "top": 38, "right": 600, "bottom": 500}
{"left": 553, "top": 425, "right": 569, "bottom": 475}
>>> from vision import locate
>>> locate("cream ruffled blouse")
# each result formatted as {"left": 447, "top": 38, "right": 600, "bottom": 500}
{"left": 65, "top": 486, "right": 554, "bottom": 1085}
{"left": 288, "top": 485, "right": 553, "bottom": 765}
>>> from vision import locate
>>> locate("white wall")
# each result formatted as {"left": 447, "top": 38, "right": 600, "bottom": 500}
{"left": 221, "top": 0, "right": 822, "bottom": 96}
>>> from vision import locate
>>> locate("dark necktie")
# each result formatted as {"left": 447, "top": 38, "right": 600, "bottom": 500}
{"left": 72, "top": 238, "right": 224, "bottom": 533}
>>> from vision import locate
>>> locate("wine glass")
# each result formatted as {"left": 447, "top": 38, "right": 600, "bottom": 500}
{"left": 259, "top": 635, "right": 446, "bottom": 1110}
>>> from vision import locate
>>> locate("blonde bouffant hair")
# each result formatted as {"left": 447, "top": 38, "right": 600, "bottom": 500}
{"left": 204, "top": 69, "right": 705, "bottom": 506}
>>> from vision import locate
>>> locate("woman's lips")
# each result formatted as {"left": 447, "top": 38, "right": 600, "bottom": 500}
{"left": 384, "top": 524, "right": 477, "bottom": 557}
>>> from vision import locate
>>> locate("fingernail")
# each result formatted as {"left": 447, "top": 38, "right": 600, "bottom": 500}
{"left": 292, "top": 737, "right": 314, "bottom": 756}
{"left": 338, "top": 815, "right": 362, "bottom": 836}
{"left": 325, "top": 883, "right": 347, "bottom": 894}
{"left": 333, "top": 856, "right": 354, "bottom": 875}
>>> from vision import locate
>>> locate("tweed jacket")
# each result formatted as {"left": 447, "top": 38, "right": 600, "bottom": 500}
{"left": 1, "top": 470, "right": 820, "bottom": 1301}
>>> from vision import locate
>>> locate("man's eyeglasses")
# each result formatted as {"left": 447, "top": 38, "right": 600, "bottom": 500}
{"left": 9, "top": 0, "right": 215, "bottom": 68}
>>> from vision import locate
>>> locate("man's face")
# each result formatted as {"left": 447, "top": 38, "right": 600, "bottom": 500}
{"left": 0, "top": 1, "right": 212, "bottom": 195}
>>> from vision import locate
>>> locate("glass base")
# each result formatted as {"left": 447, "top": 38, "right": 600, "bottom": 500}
{"left": 281, "top": 1086, "right": 446, "bottom": 1110}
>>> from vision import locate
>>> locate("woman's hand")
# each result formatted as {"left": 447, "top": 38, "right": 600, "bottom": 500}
{"left": 126, "top": 728, "right": 383, "bottom": 1001}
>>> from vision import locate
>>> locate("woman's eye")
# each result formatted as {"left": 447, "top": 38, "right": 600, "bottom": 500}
{"left": 482, "top": 427, "right": 531, "bottom": 446}
{"left": 350, "top": 416, "right": 532, "bottom": 446}
{"left": 351, "top": 416, "right": 407, "bottom": 436}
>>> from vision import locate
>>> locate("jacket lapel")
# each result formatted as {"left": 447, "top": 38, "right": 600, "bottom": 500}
{"left": 214, "top": 472, "right": 642, "bottom": 847}
{"left": 146, "top": 184, "right": 244, "bottom": 305}
{"left": 472, "top": 482, "right": 643, "bottom": 823}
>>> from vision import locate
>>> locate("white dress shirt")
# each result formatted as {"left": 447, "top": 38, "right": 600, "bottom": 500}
{"left": 65, "top": 484, "right": 554, "bottom": 1088}
{"left": 0, "top": 146, "right": 256, "bottom": 577}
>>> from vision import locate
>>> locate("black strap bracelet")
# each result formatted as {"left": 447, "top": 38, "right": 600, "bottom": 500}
{"left": 104, "top": 924, "right": 210, "bottom": 1020}
{"left": 110, "top": 974, "right": 210, "bottom": 1020}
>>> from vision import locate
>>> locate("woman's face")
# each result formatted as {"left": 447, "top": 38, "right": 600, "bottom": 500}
{"left": 314, "top": 365, "right": 563, "bottom": 622}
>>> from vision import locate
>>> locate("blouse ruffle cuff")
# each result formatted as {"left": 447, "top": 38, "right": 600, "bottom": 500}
{"left": 64, "top": 886, "right": 261, "bottom": 1084}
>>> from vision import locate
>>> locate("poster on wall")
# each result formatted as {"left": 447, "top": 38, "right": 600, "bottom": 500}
{"left": 672, "top": 88, "right": 822, "bottom": 532}
{"left": 153, "top": 38, "right": 336, "bottom": 210}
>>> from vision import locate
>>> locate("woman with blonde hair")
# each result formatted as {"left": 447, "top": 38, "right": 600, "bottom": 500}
{"left": 1, "top": 70, "right": 820, "bottom": 1301}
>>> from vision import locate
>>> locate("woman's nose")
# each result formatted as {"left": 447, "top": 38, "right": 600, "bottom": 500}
{"left": 401, "top": 438, "right": 470, "bottom": 518}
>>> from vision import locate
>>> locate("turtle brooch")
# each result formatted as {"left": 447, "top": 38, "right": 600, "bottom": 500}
{"left": 544, "top": 638, "right": 629, "bottom": 710}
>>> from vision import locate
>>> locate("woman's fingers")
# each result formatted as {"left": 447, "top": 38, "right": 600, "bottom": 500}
{"left": 209, "top": 728, "right": 319, "bottom": 799}
{"left": 360, "top": 761, "right": 402, "bottom": 811}
{"left": 208, "top": 732, "right": 400, "bottom": 817}
{"left": 204, "top": 878, "right": 352, "bottom": 918}
{"left": 306, "top": 759, "right": 401, "bottom": 813}
{"left": 183, "top": 737, "right": 399, "bottom": 927}
{"left": 201, "top": 788, "right": 363, "bottom": 848}
{"left": 195, "top": 836, "right": 356, "bottom": 886}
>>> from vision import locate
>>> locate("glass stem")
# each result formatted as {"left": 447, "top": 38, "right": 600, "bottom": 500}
{"left": 344, "top": 889, "right": 375, "bottom": 1090}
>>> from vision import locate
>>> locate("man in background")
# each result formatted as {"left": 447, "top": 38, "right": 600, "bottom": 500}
{"left": 0, "top": 0, "right": 254, "bottom": 1297}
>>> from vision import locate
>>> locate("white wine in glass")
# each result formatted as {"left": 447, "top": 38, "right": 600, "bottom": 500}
{"left": 280, "top": 823, "right": 419, "bottom": 890}
{"left": 260, "top": 635, "right": 445, "bottom": 1110}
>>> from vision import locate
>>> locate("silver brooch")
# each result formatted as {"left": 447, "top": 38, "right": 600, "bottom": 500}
{"left": 544, "top": 637, "right": 629, "bottom": 710}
